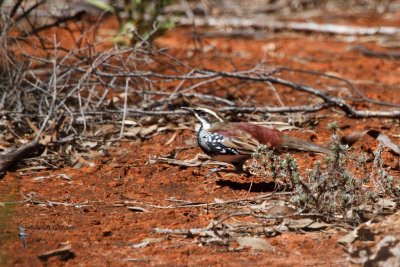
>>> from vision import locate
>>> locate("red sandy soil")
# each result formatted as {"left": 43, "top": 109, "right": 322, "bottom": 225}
{"left": 1, "top": 12, "right": 400, "bottom": 267}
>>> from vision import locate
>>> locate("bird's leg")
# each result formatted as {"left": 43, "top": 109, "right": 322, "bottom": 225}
{"left": 233, "top": 162, "right": 252, "bottom": 177}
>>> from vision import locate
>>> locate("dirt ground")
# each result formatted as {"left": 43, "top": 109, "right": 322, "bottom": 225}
{"left": 1, "top": 5, "right": 400, "bottom": 267}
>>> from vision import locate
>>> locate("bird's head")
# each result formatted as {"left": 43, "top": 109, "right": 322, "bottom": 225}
{"left": 182, "top": 107, "right": 224, "bottom": 129}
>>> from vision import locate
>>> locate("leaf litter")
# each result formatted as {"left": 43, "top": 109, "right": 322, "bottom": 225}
{"left": 1, "top": 1, "right": 400, "bottom": 265}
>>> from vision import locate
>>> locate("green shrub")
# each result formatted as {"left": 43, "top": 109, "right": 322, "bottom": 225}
{"left": 249, "top": 123, "right": 399, "bottom": 223}
{"left": 87, "top": 0, "right": 175, "bottom": 46}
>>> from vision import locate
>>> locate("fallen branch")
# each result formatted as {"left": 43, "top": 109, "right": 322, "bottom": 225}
{"left": 87, "top": 65, "right": 400, "bottom": 118}
{"left": 198, "top": 70, "right": 400, "bottom": 118}
{"left": 149, "top": 153, "right": 229, "bottom": 167}
{"left": 350, "top": 45, "right": 400, "bottom": 60}
{"left": 180, "top": 16, "right": 400, "bottom": 36}
{"left": 0, "top": 140, "right": 40, "bottom": 175}
{"left": 271, "top": 67, "right": 400, "bottom": 108}
{"left": 37, "top": 244, "right": 74, "bottom": 261}
{"left": 19, "top": 191, "right": 90, "bottom": 208}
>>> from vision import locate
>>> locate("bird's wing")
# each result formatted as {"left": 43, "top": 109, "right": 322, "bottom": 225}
{"left": 209, "top": 123, "right": 260, "bottom": 154}
{"left": 224, "top": 136, "right": 259, "bottom": 154}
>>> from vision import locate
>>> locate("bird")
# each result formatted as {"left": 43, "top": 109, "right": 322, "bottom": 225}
{"left": 182, "top": 107, "right": 331, "bottom": 171}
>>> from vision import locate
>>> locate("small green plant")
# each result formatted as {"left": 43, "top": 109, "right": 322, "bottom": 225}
{"left": 250, "top": 122, "right": 399, "bottom": 224}
{"left": 87, "top": 0, "right": 175, "bottom": 46}
{"left": 249, "top": 145, "right": 279, "bottom": 178}
{"left": 290, "top": 125, "right": 366, "bottom": 220}
{"left": 368, "top": 143, "right": 400, "bottom": 199}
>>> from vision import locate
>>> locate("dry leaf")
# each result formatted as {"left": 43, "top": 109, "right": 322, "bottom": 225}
{"left": 72, "top": 152, "right": 95, "bottom": 168}
{"left": 306, "top": 221, "right": 331, "bottom": 230}
{"left": 130, "top": 237, "right": 164, "bottom": 249}
{"left": 338, "top": 221, "right": 374, "bottom": 245}
{"left": 120, "top": 120, "right": 138, "bottom": 126}
{"left": 140, "top": 125, "right": 158, "bottom": 138}
{"left": 250, "top": 201, "right": 267, "bottom": 211}
{"left": 0, "top": 140, "right": 40, "bottom": 175}
{"left": 338, "top": 230, "right": 358, "bottom": 245}
{"left": 214, "top": 198, "right": 225, "bottom": 204}
{"left": 265, "top": 205, "right": 296, "bottom": 217}
{"left": 237, "top": 237, "right": 274, "bottom": 252}
{"left": 341, "top": 130, "right": 400, "bottom": 154}
{"left": 127, "top": 206, "right": 149, "bottom": 212}
{"left": 39, "top": 135, "right": 53, "bottom": 145}
{"left": 81, "top": 141, "right": 98, "bottom": 148}
{"left": 150, "top": 153, "right": 213, "bottom": 167}
{"left": 124, "top": 127, "right": 142, "bottom": 137}
{"left": 378, "top": 199, "right": 397, "bottom": 210}
{"left": 37, "top": 244, "right": 74, "bottom": 261}
{"left": 164, "top": 132, "right": 177, "bottom": 145}
{"left": 285, "top": 218, "right": 314, "bottom": 230}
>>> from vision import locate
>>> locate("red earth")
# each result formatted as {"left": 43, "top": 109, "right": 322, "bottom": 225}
{"left": 1, "top": 9, "right": 400, "bottom": 267}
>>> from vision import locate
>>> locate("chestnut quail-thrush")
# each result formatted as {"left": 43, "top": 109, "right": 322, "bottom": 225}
{"left": 182, "top": 107, "right": 331, "bottom": 169}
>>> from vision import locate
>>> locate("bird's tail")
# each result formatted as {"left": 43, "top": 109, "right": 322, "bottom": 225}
{"left": 282, "top": 136, "right": 331, "bottom": 154}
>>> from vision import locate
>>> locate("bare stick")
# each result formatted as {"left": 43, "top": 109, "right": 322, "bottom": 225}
{"left": 350, "top": 45, "right": 400, "bottom": 60}
{"left": 272, "top": 67, "right": 400, "bottom": 108}
{"left": 119, "top": 78, "right": 130, "bottom": 139}
{"left": 179, "top": 17, "right": 400, "bottom": 36}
